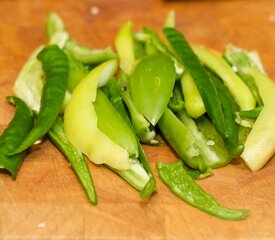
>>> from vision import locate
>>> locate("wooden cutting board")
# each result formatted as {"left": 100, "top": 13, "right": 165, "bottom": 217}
{"left": 1, "top": 0, "right": 275, "bottom": 239}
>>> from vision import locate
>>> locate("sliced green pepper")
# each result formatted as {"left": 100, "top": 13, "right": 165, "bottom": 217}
{"left": 105, "top": 78, "right": 157, "bottom": 198}
{"left": 223, "top": 45, "right": 263, "bottom": 106}
{"left": 64, "top": 59, "right": 132, "bottom": 170}
{"left": 65, "top": 39, "right": 117, "bottom": 65}
{"left": 10, "top": 45, "right": 69, "bottom": 155}
{"left": 157, "top": 161, "right": 249, "bottom": 220}
{"left": 115, "top": 21, "right": 135, "bottom": 75}
{"left": 48, "top": 116, "right": 97, "bottom": 205}
{"left": 0, "top": 97, "right": 33, "bottom": 179}
{"left": 163, "top": 27, "right": 227, "bottom": 139}
{"left": 192, "top": 45, "right": 256, "bottom": 111}
{"left": 129, "top": 53, "right": 176, "bottom": 126}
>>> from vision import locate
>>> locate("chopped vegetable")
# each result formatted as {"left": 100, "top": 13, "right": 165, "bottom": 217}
{"left": 192, "top": 45, "right": 256, "bottom": 111}
{"left": 65, "top": 39, "right": 116, "bottom": 64}
{"left": 48, "top": 116, "right": 97, "bottom": 205}
{"left": 105, "top": 78, "right": 157, "bottom": 197}
{"left": 64, "top": 59, "right": 132, "bottom": 170}
{"left": 163, "top": 27, "right": 227, "bottom": 139}
{"left": 240, "top": 67, "right": 275, "bottom": 171}
{"left": 10, "top": 45, "right": 69, "bottom": 155}
{"left": 115, "top": 21, "right": 135, "bottom": 75}
{"left": 157, "top": 161, "right": 249, "bottom": 220}
{"left": 0, "top": 97, "right": 33, "bottom": 179}
{"left": 129, "top": 53, "right": 176, "bottom": 125}
{"left": 12, "top": 46, "right": 44, "bottom": 112}
{"left": 180, "top": 70, "right": 206, "bottom": 119}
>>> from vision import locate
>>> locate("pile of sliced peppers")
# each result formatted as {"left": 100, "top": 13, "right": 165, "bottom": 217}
{"left": 0, "top": 11, "right": 274, "bottom": 220}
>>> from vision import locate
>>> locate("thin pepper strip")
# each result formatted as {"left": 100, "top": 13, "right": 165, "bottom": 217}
{"left": 209, "top": 71, "right": 244, "bottom": 157}
{"left": 157, "top": 161, "right": 249, "bottom": 220}
{"left": 0, "top": 97, "right": 33, "bottom": 179}
{"left": 163, "top": 27, "right": 227, "bottom": 139}
{"left": 48, "top": 116, "right": 97, "bottom": 205}
{"left": 105, "top": 78, "right": 157, "bottom": 198}
{"left": 10, "top": 45, "right": 69, "bottom": 155}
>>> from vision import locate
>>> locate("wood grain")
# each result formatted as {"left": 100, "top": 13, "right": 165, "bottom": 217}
{"left": 1, "top": 0, "right": 275, "bottom": 239}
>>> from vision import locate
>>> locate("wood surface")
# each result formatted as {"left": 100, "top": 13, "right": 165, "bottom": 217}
{"left": 1, "top": 0, "right": 275, "bottom": 239}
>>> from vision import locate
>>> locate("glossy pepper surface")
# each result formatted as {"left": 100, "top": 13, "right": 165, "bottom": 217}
{"left": 11, "top": 44, "right": 69, "bottom": 155}
{"left": 0, "top": 97, "right": 33, "bottom": 179}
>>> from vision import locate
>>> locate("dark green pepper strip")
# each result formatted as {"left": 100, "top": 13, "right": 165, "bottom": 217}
{"left": 156, "top": 161, "right": 249, "bottom": 220}
{"left": 105, "top": 78, "right": 157, "bottom": 198}
{"left": 163, "top": 27, "right": 227, "bottom": 139}
{"left": 10, "top": 45, "right": 69, "bottom": 155}
{"left": 0, "top": 97, "right": 33, "bottom": 179}
{"left": 48, "top": 116, "right": 97, "bottom": 205}
{"left": 209, "top": 71, "right": 244, "bottom": 157}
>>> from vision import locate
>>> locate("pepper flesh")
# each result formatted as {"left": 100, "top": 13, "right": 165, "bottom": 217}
{"left": 10, "top": 45, "right": 69, "bottom": 155}
{"left": 192, "top": 45, "right": 256, "bottom": 111}
{"left": 48, "top": 116, "right": 97, "bottom": 204}
{"left": 240, "top": 67, "right": 275, "bottom": 171}
{"left": 0, "top": 97, "right": 33, "bottom": 179}
{"left": 64, "top": 59, "right": 132, "bottom": 170}
{"left": 129, "top": 53, "right": 176, "bottom": 125}
{"left": 157, "top": 161, "right": 249, "bottom": 220}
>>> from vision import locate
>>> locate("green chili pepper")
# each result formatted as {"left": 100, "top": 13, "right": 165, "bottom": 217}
{"left": 129, "top": 53, "right": 176, "bottom": 125}
{"left": 192, "top": 45, "right": 256, "bottom": 111}
{"left": 0, "top": 97, "right": 33, "bottom": 179}
{"left": 48, "top": 116, "right": 97, "bottom": 205}
{"left": 105, "top": 78, "right": 157, "bottom": 198}
{"left": 209, "top": 71, "right": 244, "bottom": 157}
{"left": 156, "top": 161, "right": 249, "bottom": 220}
{"left": 163, "top": 27, "right": 227, "bottom": 139}
{"left": 10, "top": 45, "right": 69, "bottom": 155}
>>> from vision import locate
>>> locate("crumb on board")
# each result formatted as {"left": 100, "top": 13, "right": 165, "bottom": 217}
{"left": 37, "top": 222, "right": 46, "bottom": 228}
{"left": 90, "top": 6, "right": 100, "bottom": 15}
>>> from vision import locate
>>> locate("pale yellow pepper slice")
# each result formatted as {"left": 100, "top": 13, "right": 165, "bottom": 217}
{"left": 115, "top": 21, "right": 135, "bottom": 75}
{"left": 192, "top": 45, "right": 256, "bottom": 111}
{"left": 180, "top": 71, "right": 206, "bottom": 119}
{"left": 241, "top": 67, "right": 275, "bottom": 171}
{"left": 64, "top": 59, "right": 131, "bottom": 170}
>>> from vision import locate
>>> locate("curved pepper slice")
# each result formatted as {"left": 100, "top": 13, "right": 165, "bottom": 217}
{"left": 64, "top": 59, "right": 131, "bottom": 170}
{"left": 10, "top": 44, "right": 69, "bottom": 155}
{"left": 129, "top": 53, "right": 176, "bottom": 125}
{"left": 0, "top": 97, "right": 33, "bottom": 179}
{"left": 157, "top": 161, "right": 249, "bottom": 220}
